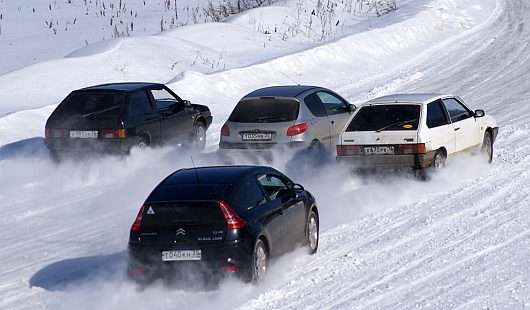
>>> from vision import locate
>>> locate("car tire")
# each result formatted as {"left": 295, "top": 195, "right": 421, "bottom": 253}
{"left": 250, "top": 238, "right": 268, "bottom": 283}
{"left": 306, "top": 210, "right": 319, "bottom": 254}
{"left": 432, "top": 150, "right": 446, "bottom": 169}
{"left": 193, "top": 122, "right": 206, "bottom": 150}
{"left": 135, "top": 136, "right": 149, "bottom": 150}
{"left": 481, "top": 131, "right": 493, "bottom": 163}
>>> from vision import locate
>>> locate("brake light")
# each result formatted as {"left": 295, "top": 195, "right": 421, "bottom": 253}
{"left": 45, "top": 128, "right": 66, "bottom": 138}
{"left": 131, "top": 205, "right": 145, "bottom": 232}
{"left": 221, "top": 123, "right": 230, "bottom": 136}
{"left": 336, "top": 145, "right": 361, "bottom": 156}
{"left": 101, "top": 128, "right": 127, "bottom": 139}
{"left": 398, "top": 143, "right": 426, "bottom": 154}
{"left": 223, "top": 265, "right": 239, "bottom": 272}
{"left": 219, "top": 201, "right": 245, "bottom": 229}
{"left": 287, "top": 123, "right": 308, "bottom": 136}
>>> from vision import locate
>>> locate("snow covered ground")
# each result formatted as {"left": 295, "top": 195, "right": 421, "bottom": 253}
{"left": 0, "top": 0, "right": 529, "bottom": 309}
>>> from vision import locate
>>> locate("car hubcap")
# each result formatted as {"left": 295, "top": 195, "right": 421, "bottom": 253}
{"left": 137, "top": 141, "right": 147, "bottom": 149}
{"left": 196, "top": 126, "right": 205, "bottom": 145}
{"left": 255, "top": 244, "right": 267, "bottom": 279}
{"left": 434, "top": 154, "right": 444, "bottom": 169}
{"left": 308, "top": 216, "right": 318, "bottom": 250}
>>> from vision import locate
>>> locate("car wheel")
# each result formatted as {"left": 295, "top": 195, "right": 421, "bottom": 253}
{"left": 135, "top": 137, "right": 149, "bottom": 149}
{"left": 193, "top": 122, "right": 206, "bottom": 150}
{"left": 250, "top": 239, "right": 268, "bottom": 282}
{"left": 481, "top": 131, "right": 493, "bottom": 163}
{"left": 432, "top": 150, "right": 446, "bottom": 169}
{"left": 306, "top": 210, "right": 319, "bottom": 254}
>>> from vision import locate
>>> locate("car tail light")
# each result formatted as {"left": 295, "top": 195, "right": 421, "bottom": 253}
{"left": 131, "top": 205, "right": 145, "bottom": 232}
{"left": 101, "top": 128, "right": 127, "bottom": 139}
{"left": 219, "top": 201, "right": 245, "bottom": 229}
{"left": 398, "top": 143, "right": 426, "bottom": 154}
{"left": 45, "top": 128, "right": 66, "bottom": 138}
{"left": 222, "top": 265, "right": 239, "bottom": 272}
{"left": 336, "top": 145, "right": 361, "bottom": 156}
{"left": 286, "top": 123, "right": 308, "bottom": 136}
{"left": 221, "top": 123, "right": 230, "bottom": 136}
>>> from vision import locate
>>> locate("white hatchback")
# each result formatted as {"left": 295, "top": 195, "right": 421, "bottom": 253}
{"left": 336, "top": 94, "right": 498, "bottom": 172}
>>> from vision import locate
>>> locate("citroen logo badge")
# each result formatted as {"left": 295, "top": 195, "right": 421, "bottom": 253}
{"left": 176, "top": 228, "right": 186, "bottom": 236}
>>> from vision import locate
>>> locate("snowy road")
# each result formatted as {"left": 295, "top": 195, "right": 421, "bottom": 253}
{"left": 0, "top": 0, "right": 528, "bottom": 309}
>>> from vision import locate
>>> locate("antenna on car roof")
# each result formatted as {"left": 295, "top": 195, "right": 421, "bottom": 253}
{"left": 190, "top": 156, "right": 200, "bottom": 186}
{"left": 280, "top": 72, "right": 301, "bottom": 86}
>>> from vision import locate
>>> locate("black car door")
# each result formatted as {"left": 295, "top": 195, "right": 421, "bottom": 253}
{"left": 149, "top": 87, "right": 194, "bottom": 144}
{"left": 257, "top": 174, "right": 306, "bottom": 254}
{"left": 126, "top": 90, "right": 161, "bottom": 143}
{"left": 234, "top": 176, "right": 285, "bottom": 257}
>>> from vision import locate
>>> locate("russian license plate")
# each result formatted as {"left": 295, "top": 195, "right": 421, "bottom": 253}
{"left": 161, "top": 250, "right": 201, "bottom": 261}
{"left": 363, "top": 146, "right": 395, "bottom": 155}
{"left": 242, "top": 132, "right": 272, "bottom": 141}
{"left": 70, "top": 130, "right": 98, "bottom": 139}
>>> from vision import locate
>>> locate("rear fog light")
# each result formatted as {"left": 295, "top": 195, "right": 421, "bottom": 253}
{"left": 132, "top": 267, "right": 145, "bottom": 274}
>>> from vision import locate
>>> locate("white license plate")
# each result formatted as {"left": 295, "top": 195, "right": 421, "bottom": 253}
{"left": 242, "top": 132, "right": 272, "bottom": 141}
{"left": 364, "top": 146, "right": 395, "bottom": 155}
{"left": 70, "top": 130, "right": 98, "bottom": 139}
{"left": 161, "top": 250, "right": 201, "bottom": 261}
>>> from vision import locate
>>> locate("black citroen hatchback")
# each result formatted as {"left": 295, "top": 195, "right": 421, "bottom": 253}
{"left": 127, "top": 165, "right": 319, "bottom": 284}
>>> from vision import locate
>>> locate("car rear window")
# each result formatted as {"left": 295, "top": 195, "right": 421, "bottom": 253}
{"left": 346, "top": 104, "right": 420, "bottom": 132}
{"left": 55, "top": 92, "right": 127, "bottom": 118}
{"left": 141, "top": 202, "right": 225, "bottom": 226}
{"left": 228, "top": 98, "right": 299, "bottom": 123}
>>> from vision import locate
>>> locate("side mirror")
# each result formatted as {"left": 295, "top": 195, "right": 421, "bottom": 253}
{"left": 293, "top": 183, "right": 304, "bottom": 194}
{"left": 347, "top": 103, "right": 356, "bottom": 113}
{"left": 183, "top": 100, "right": 191, "bottom": 107}
{"left": 474, "top": 109, "right": 485, "bottom": 118}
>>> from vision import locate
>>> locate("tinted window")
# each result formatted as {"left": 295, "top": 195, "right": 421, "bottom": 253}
{"left": 56, "top": 92, "right": 126, "bottom": 118}
{"left": 442, "top": 98, "right": 473, "bottom": 122}
{"left": 304, "top": 93, "right": 326, "bottom": 117}
{"left": 317, "top": 91, "right": 347, "bottom": 115}
{"left": 257, "top": 174, "right": 289, "bottom": 200}
{"left": 129, "top": 91, "right": 153, "bottom": 116}
{"left": 228, "top": 99, "right": 299, "bottom": 123}
{"left": 141, "top": 202, "right": 224, "bottom": 226}
{"left": 346, "top": 104, "right": 420, "bottom": 132}
{"left": 427, "top": 100, "right": 449, "bottom": 128}
{"left": 151, "top": 88, "right": 178, "bottom": 110}
{"left": 232, "top": 179, "right": 267, "bottom": 210}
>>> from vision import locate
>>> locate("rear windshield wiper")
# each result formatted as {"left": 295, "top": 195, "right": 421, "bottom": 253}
{"left": 375, "top": 118, "right": 417, "bottom": 133}
{"left": 83, "top": 105, "right": 120, "bottom": 118}
{"left": 255, "top": 116, "right": 288, "bottom": 122}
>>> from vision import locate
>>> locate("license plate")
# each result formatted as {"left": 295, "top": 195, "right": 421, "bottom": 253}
{"left": 161, "top": 250, "right": 201, "bottom": 261}
{"left": 70, "top": 130, "right": 98, "bottom": 139}
{"left": 242, "top": 132, "right": 272, "bottom": 141}
{"left": 363, "top": 146, "right": 395, "bottom": 155}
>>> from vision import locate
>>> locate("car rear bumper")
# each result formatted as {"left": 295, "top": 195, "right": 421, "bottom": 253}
{"left": 218, "top": 141, "right": 307, "bottom": 150}
{"left": 336, "top": 151, "right": 436, "bottom": 169}
{"left": 44, "top": 137, "right": 135, "bottom": 155}
{"left": 127, "top": 241, "right": 253, "bottom": 284}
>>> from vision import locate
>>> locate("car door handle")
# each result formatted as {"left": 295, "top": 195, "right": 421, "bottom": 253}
{"left": 454, "top": 127, "right": 460, "bottom": 131}
{"left": 331, "top": 120, "right": 335, "bottom": 125}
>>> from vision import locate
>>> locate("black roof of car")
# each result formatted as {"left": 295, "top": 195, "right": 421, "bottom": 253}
{"left": 163, "top": 165, "right": 267, "bottom": 185}
{"left": 243, "top": 85, "right": 320, "bottom": 99}
{"left": 79, "top": 82, "right": 164, "bottom": 92}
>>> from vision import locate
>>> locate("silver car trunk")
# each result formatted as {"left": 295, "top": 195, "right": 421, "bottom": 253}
{"left": 222, "top": 97, "right": 300, "bottom": 145}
